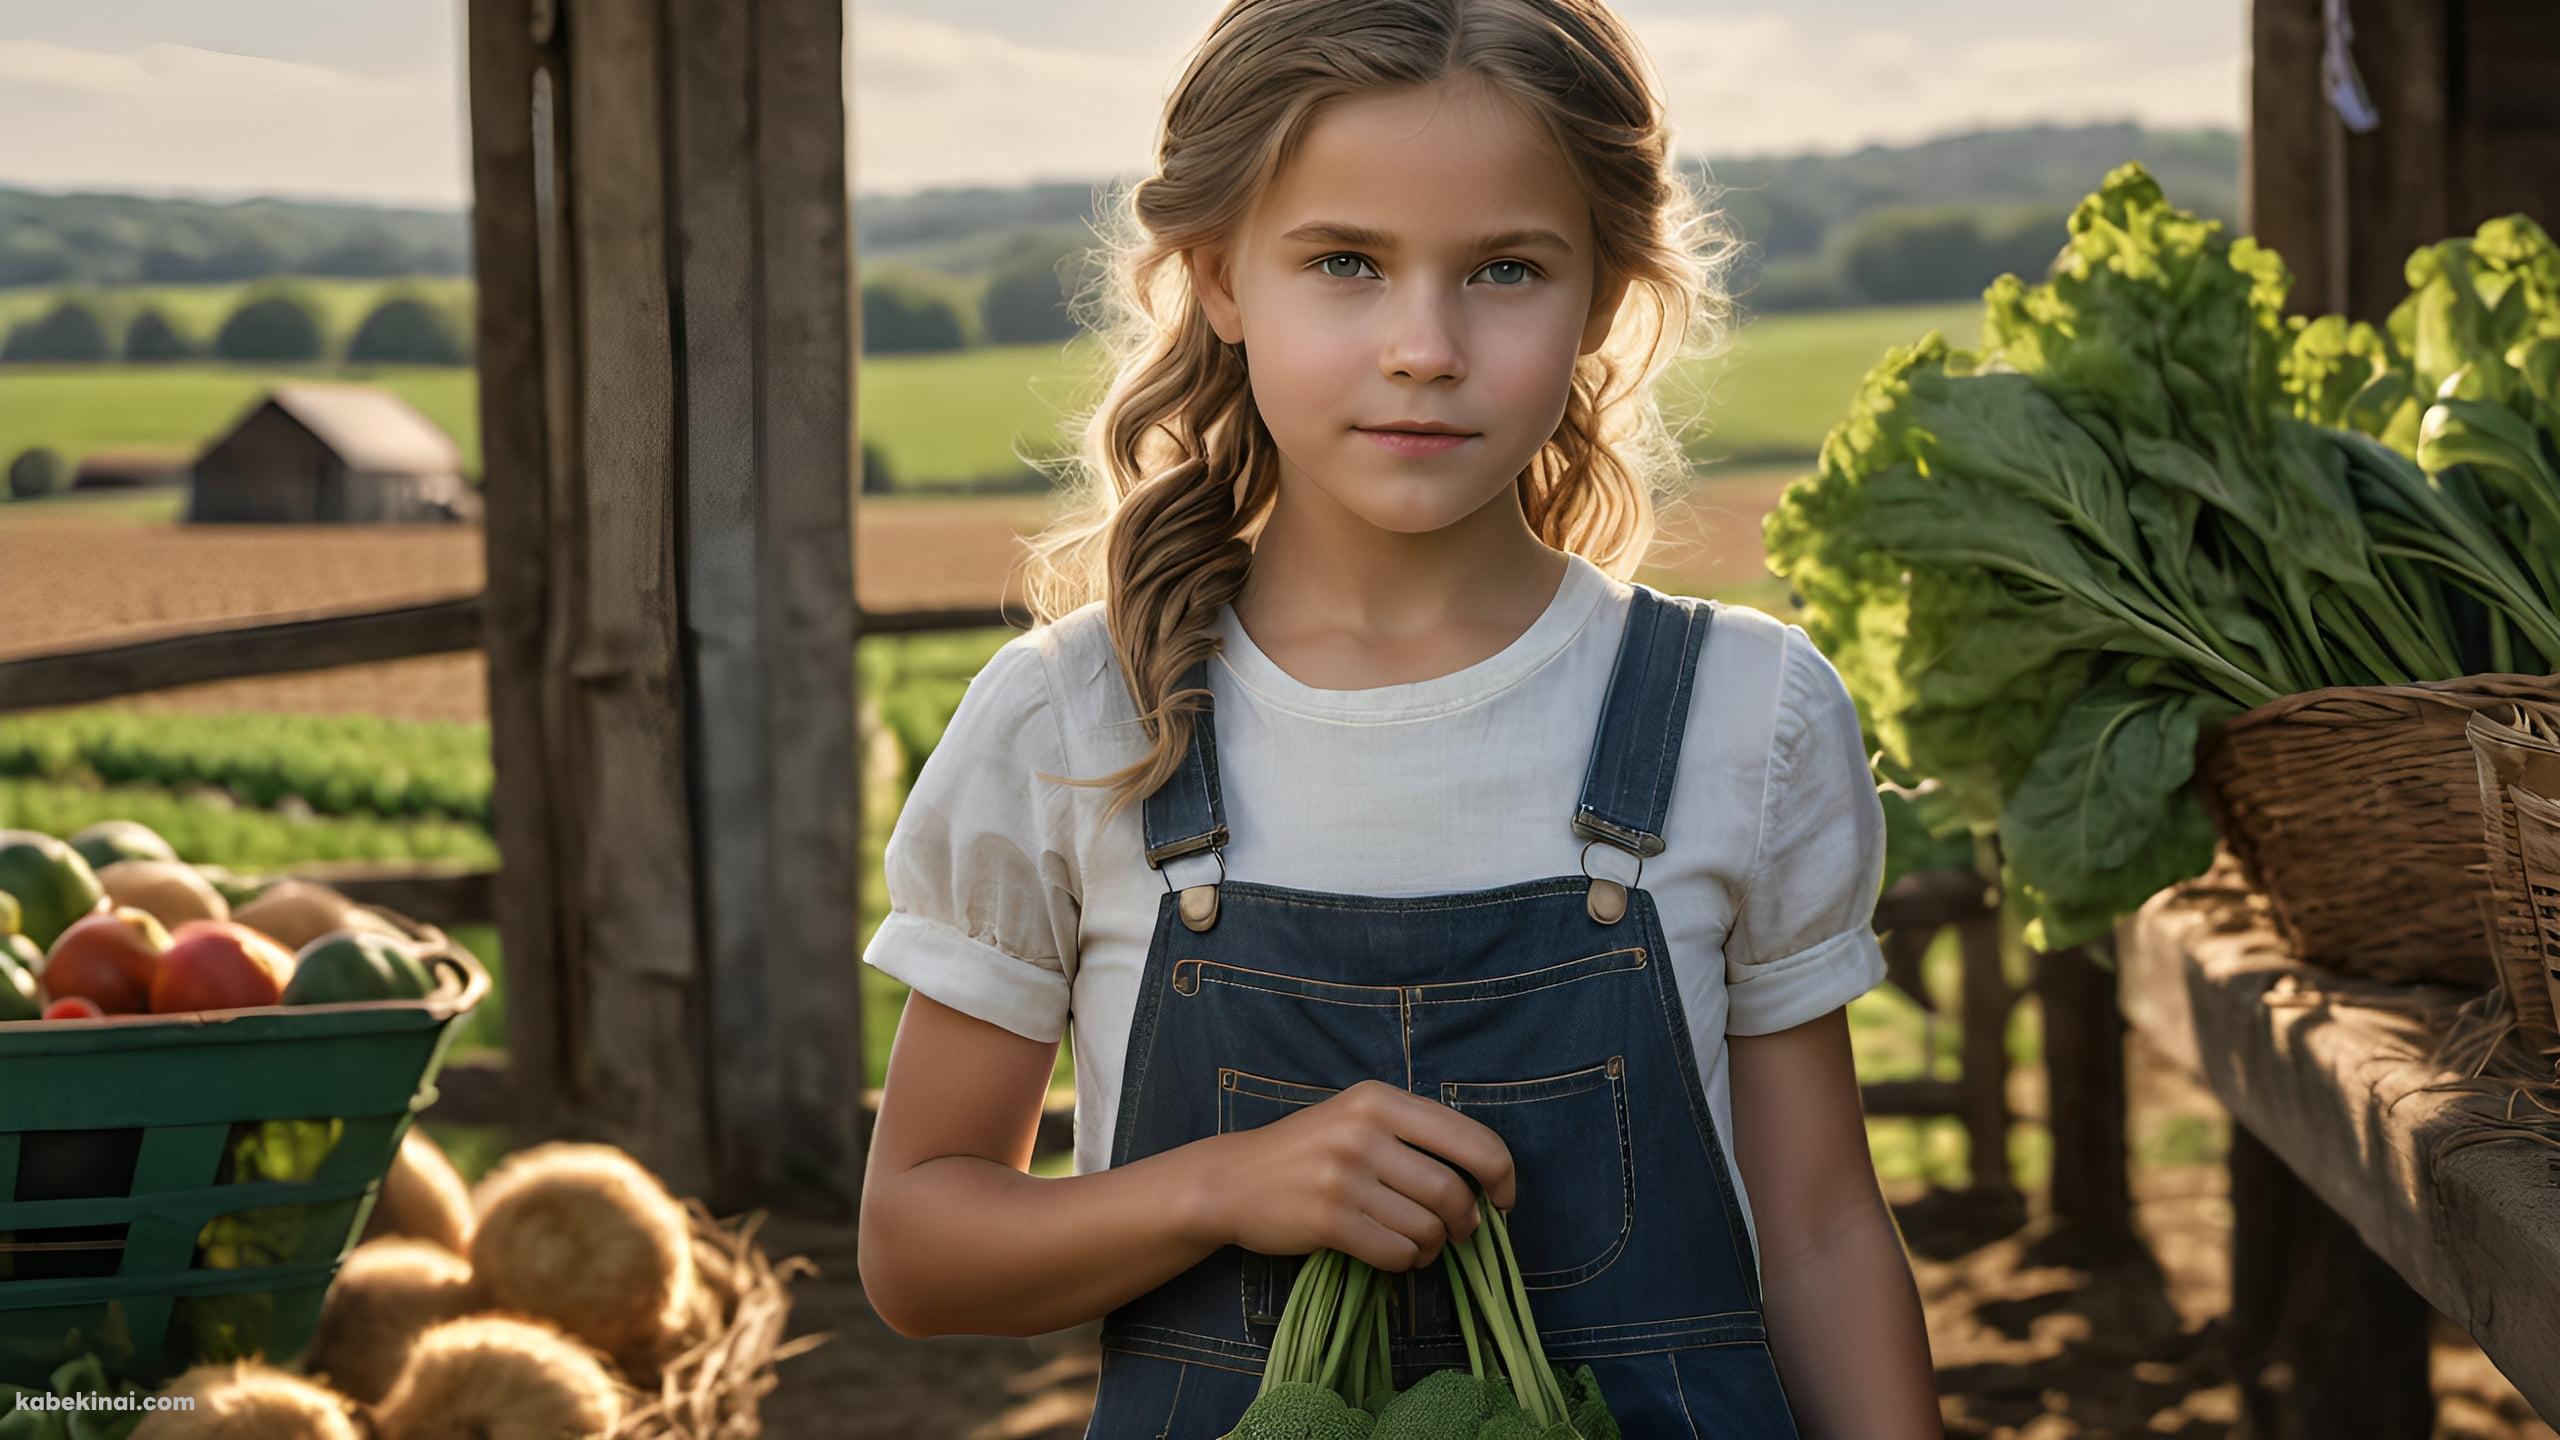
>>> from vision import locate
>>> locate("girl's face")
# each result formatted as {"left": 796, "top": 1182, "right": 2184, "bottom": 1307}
{"left": 1189, "top": 75, "right": 1628, "bottom": 538}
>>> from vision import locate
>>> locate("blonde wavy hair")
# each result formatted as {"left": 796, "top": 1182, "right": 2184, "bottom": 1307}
{"left": 1019, "top": 0, "right": 1742, "bottom": 827}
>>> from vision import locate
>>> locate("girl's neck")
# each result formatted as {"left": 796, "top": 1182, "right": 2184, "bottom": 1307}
{"left": 1229, "top": 494, "right": 1569, "bottom": 692}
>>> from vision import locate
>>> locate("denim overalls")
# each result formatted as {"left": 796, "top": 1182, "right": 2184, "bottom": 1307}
{"left": 1082, "top": 584, "right": 1803, "bottom": 1439}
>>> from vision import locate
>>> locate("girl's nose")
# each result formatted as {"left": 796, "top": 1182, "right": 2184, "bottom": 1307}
{"left": 1378, "top": 300, "right": 1466, "bottom": 384}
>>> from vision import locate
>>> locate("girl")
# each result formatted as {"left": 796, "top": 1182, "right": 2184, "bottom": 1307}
{"left": 857, "top": 1, "right": 1941, "bottom": 1435}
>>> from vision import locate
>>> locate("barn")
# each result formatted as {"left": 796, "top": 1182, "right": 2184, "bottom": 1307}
{"left": 187, "top": 383, "right": 481, "bottom": 524}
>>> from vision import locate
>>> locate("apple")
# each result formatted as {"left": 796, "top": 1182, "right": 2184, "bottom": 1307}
{"left": 151, "top": 921, "right": 297, "bottom": 1014}
{"left": 43, "top": 995, "right": 106, "bottom": 1021}
{"left": 43, "top": 907, "right": 174, "bottom": 1014}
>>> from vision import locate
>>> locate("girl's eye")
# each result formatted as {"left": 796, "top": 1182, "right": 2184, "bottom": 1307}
{"left": 1312, "top": 254, "right": 1539, "bottom": 286}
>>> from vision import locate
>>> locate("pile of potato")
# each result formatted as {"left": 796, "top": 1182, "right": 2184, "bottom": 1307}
{"left": 133, "top": 1134, "right": 721, "bottom": 1440}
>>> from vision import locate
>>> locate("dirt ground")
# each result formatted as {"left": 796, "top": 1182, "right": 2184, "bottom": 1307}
{"left": 750, "top": 1031, "right": 2555, "bottom": 1440}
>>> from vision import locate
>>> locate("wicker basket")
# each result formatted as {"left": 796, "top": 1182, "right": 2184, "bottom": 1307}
{"left": 2191, "top": 671, "right": 2560, "bottom": 987}
{"left": 2467, "top": 704, "right": 2560, "bottom": 1073}
{"left": 0, "top": 905, "right": 486, "bottom": 1388}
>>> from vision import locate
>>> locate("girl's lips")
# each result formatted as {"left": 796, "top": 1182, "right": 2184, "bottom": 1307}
{"left": 1359, "top": 428, "right": 1475, "bottom": 457}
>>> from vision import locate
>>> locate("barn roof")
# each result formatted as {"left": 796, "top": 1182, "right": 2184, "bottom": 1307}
{"left": 213, "top": 383, "right": 465, "bottom": 475}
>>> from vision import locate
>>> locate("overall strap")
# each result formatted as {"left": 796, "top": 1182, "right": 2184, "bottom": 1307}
{"left": 1572, "top": 585, "right": 1717, "bottom": 862}
{"left": 1141, "top": 654, "right": 1229, "bottom": 870}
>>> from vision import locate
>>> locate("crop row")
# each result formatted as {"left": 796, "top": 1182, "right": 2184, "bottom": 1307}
{"left": 0, "top": 710, "right": 497, "bottom": 822}
{"left": 0, "top": 777, "right": 498, "bottom": 871}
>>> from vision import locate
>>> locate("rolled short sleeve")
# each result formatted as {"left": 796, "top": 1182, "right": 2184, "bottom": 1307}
{"left": 1723, "top": 626, "right": 1889, "bottom": 1036}
{"left": 861, "top": 637, "right": 1083, "bottom": 1044}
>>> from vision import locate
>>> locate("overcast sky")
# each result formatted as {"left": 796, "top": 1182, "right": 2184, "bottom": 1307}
{"left": 0, "top": 0, "right": 2246, "bottom": 209}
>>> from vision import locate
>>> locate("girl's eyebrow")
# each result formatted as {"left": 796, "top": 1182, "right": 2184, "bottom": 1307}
{"left": 1278, "top": 219, "right": 1574, "bottom": 255}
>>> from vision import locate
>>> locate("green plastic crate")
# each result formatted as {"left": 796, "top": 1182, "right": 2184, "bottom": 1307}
{"left": 0, "top": 918, "right": 487, "bottom": 1388}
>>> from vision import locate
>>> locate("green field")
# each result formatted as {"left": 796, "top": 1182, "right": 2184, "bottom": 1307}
{"left": 0, "top": 365, "right": 482, "bottom": 473}
{"left": 0, "top": 299, "right": 1980, "bottom": 488}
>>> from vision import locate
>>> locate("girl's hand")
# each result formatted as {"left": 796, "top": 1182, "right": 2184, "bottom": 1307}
{"left": 1188, "top": 1079, "right": 1517, "bottom": 1273}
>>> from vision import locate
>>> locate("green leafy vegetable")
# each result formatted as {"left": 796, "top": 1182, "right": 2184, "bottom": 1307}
{"left": 1764, "top": 161, "right": 2560, "bottom": 951}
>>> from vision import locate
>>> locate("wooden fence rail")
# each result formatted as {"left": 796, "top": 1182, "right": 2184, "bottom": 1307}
{"left": 0, "top": 595, "right": 1013, "bottom": 715}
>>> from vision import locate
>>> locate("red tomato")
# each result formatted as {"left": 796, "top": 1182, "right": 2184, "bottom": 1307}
{"left": 43, "top": 995, "right": 106, "bottom": 1021}
{"left": 150, "top": 921, "right": 297, "bottom": 1014}
{"left": 42, "top": 907, "right": 173, "bottom": 1014}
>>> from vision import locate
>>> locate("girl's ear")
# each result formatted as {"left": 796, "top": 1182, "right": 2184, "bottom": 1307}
{"left": 1579, "top": 268, "right": 1633, "bottom": 357}
{"left": 1185, "top": 245, "right": 1245, "bottom": 345}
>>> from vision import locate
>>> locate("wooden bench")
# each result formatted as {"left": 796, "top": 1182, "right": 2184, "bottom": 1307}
{"left": 2114, "top": 852, "right": 2560, "bottom": 1429}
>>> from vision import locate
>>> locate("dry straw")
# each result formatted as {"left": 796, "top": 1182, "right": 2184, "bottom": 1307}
{"left": 608, "top": 1200, "right": 828, "bottom": 1440}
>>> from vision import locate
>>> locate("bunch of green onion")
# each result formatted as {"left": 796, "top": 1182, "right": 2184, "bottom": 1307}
{"left": 1221, "top": 1190, "right": 1620, "bottom": 1439}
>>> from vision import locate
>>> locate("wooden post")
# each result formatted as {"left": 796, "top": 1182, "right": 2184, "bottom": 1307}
{"left": 2036, "top": 943, "right": 2132, "bottom": 1251}
{"left": 2226, "top": 1126, "right": 2435, "bottom": 1437}
{"left": 1957, "top": 917, "right": 2015, "bottom": 1195}
{"left": 467, "top": 0, "right": 570, "bottom": 1136}
{"left": 466, "top": 0, "right": 862, "bottom": 1216}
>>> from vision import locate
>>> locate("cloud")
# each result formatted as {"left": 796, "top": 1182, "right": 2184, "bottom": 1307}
{"left": 847, "top": 11, "right": 1185, "bottom": 196}
{"left": 0, "top": 38, "right": 465, "bottom": 205}
{"left": 0, "top": 11, "right": 2243, "bottom": 207}
{"left": 1635, "top": 16, "right": 2243, "bottom": 159}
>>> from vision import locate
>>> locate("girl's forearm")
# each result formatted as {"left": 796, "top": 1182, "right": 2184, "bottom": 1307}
{"left": 1760, "top": 1203, "right": 1944, "bottom": 1439}
{"left": 858, "top": 1132, "right": 1236, "bottom": 1339}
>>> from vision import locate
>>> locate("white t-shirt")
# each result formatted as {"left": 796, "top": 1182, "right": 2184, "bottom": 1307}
{"left": 861, "top": 549, "right": 1889, "bottom": 1270}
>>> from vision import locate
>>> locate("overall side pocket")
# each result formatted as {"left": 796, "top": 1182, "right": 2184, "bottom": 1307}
{"left": 1216, "top": 1068, "right": 1343, "bottom": 1329}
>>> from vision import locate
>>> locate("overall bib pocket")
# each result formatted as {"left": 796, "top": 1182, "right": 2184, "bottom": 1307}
{"left": 1216, "top": 1067, "right": 1340, "bottom": 1328}
{"left": 1439, "top": 1055, "right": 1635, "bottom": 1289}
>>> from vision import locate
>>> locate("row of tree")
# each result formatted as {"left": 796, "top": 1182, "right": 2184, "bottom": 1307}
{"left": 0, "top": 290, "right": 470, "bottom": 366}
{"left": 854, "top": 197, "right": 2117, "bottom": 353}
{"left": 3, "top": 188, "right": 2216, "bottom": 364}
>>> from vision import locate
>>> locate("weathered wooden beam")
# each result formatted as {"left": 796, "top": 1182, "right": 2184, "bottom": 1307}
{"left": 1959, "top": 918, "right": 2017, "bottom": 1194}
{"left": 671, "top": 0, "right": 864, "bottom": 1219}
{"left": 425, "top": 1053, "right": 518, "bottom": 1130}
{"left": 1873, "top": 868, "right": 1995, "bottom": 936}
{"left": 2038, "top": 942, "right": 2131, "bottom": 1247}
{"left": 0, "top": 598, "right": 483, "bottom": 714}
{"left": 2249, "top": 0, "right": 2340, "bottom": 316}
{"left": 1857, "top": 1079, "right": 1965, "bottom": 1119}
{"left": 2119, "top": 864, "right": 2560, "bottom": 1416}
{"left": 2227, "top": 1124, "right": 2435, "bottom": 1438}
{"left": 467, "top": 0, "right": 571, "bottom": 1140}
{"left": 856, "top": 604, "right": 1020, "bottom": 637}
{"left": 555, "top": 0, "right": 717, "bottom": 1198}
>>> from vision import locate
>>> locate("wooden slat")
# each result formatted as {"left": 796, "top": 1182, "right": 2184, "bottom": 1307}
{"left": 565, "top": 0, "right": 715, "bottom": 1194}
{"left": 1872, "top": 867, "right": 1996, "bottom": 936}
{"left": 2249, "top": 0, "right": 2335, "bottom": 316}
{"left": 468, "top": 0, "right": 570, "bottom": 1135}
{"left": 2339, "top": 0, "right": 2454, "bottom": 325}
{"left": 856, "top": 604, "right": 1020, "bottom": 637}
{"left": 2118, "top": 862, "right": 2560, "bottom": 1415}
{"left": 2038, "top": 942, "right": 2130, "bottom": 1245}
{"left": 0, "top": 598, "right": 482, "bottom": 714}
{"left": 666, "top": 0, "right": 863, "bottom": 1217}
{"left": 291, "top": 862, "right": 496, "bottom": 931}
{"left": 747, "top": 0, "right": 864, "bottom": 1216}
{"left": 425, "top": 1052, "right": 517, "bottom": 1130}
{"left": 1857, "top": 1079, "right": 1965, "bottom": 1119}
{"left": 1959, "top": 919, "right": 2016, "bottom": 1194}
{"left": 2226, "top": 1124, "right": 2435, "bottom": 1435}
{"left": 669, "top": 0, "right": 773, "bottom": 1212}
